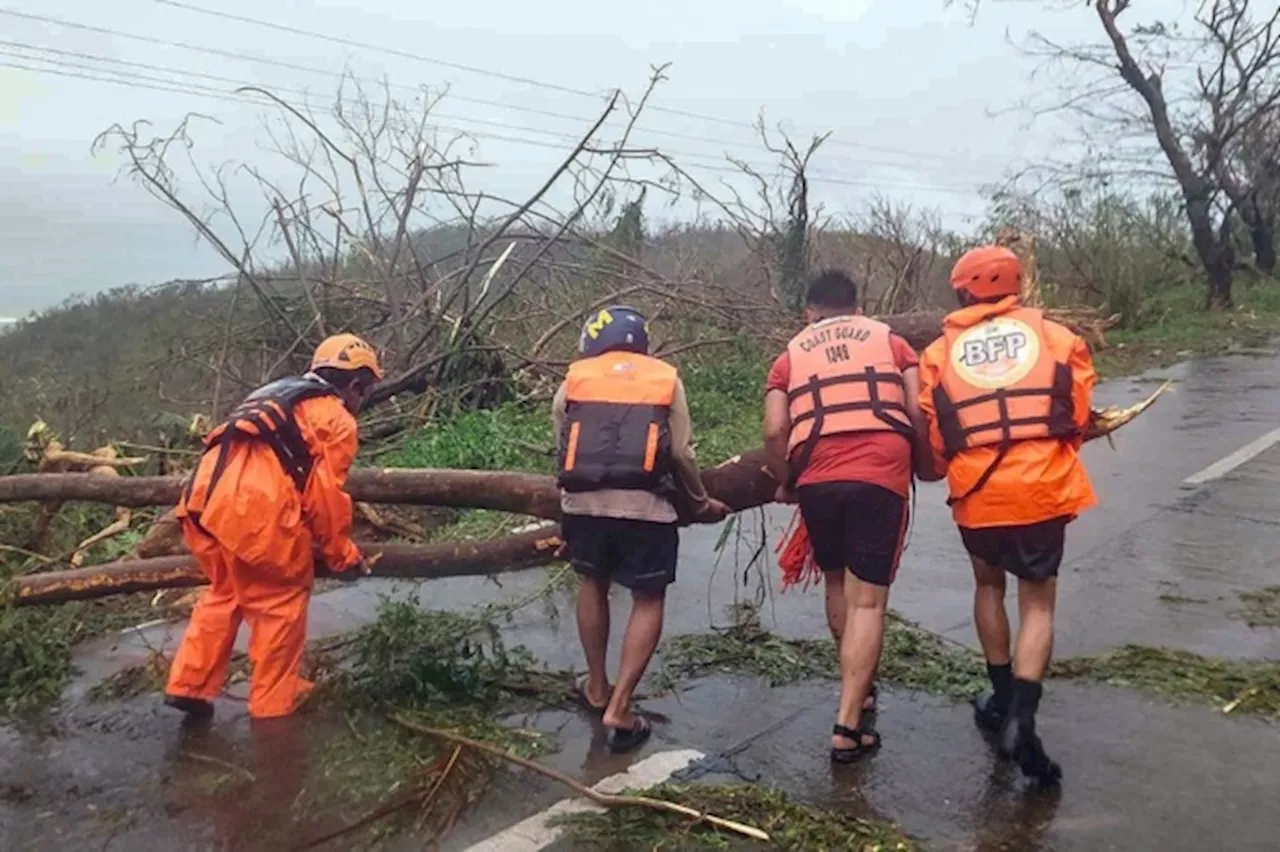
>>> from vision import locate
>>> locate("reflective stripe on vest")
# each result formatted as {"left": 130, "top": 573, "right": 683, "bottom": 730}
{"left": 933, "top": 306, "right": 1076, "bottom": 461}
{"left": 557, "top": 351, "right": 678, "bottom": 495}
{"left": 785, "top": 315, "right": 913, "bottom": 473}
{"left": 183, "top": 376, "right": 339, "bottom": 516}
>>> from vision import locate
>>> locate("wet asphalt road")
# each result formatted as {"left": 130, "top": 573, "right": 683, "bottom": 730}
{"left": 4, "top": 348, "right": 1280, "bottom": 850}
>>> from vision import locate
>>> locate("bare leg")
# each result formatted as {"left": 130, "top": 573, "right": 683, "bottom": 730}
{"left": 832, "top": 575, "right": 889, "bottom": 751}
{"left": 971, "top": 557, "right": 1011, "bottom": 666}
{"left": 602, "top": 590, "right": 665, "bottom": 730}
{"left": 575, "top": 575, "right": 612, "bottom": 708}
{"left": 1014, "top": 577, "right": 1057, "bottom": 681}
{"left": 823, "top": 568, "right": 847, "bottom": 646}
{"left": 1004, "top": 576, "right": 1062, "bottom": 784}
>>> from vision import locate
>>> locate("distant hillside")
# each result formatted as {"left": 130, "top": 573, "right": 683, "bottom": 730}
{"left": 0, "top": 224, "right": 955, "bottom": 447}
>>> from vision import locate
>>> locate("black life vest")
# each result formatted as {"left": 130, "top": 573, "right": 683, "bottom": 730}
{"left": 556, "top": 351, "right": 678, "bottom": 496}
{"left": 198, "top": 376, "right": 339, "bottom": 495}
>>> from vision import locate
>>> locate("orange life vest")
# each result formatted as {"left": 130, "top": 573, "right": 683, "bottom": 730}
{"left": 557, "top": 351, "right": 678, "bottom": 495}
{"left": 933, "top": 305, "right": 1077, "bottom": 499}
{"left": 186, "top": 376, "right": 339, "bottom": 511}
{"left": 785, "top": 315, "right": 913, "bottom": 481}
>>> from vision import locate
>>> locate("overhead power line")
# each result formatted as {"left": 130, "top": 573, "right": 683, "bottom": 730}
{"left": 0, "top": 44, "right": 991, "bottom": 196}
{"left": 152, "top": 0, "right": 981, "bottom": 166}
{"left": 0, "top": 6, "right": 1005, "bottom": 177}
{"left": 0, "top": 35, "right": 971, "bottom": 178}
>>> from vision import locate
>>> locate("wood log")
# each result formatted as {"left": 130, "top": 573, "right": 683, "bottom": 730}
{"left": 0, "top": 468, "right": 564, "bottom": 515}
{"left": 10, "top": 528, "right": 565, "bottom": 607}
{"left": 2, "top": 381, "right": 1172, "bottom": 606}
{"left": 0, "top": 452, "right": 773, "bottom": 517}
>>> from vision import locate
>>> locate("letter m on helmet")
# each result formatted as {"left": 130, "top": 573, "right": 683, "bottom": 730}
{"left": 584, "top": 309, "right": 614, "bottom": 340}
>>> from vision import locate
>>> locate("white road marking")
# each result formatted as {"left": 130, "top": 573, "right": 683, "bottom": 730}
{"left": 462, "top": 748, "right": 704, "bottom": 852}
{"left": 1181, "top": 426, "right": 1280, "bottom": 488}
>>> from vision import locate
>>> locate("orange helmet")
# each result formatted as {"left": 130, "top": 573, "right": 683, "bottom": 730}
{"left": 950, "top": 246, "right": 1023, "bottom": 301}
{"left": 310, "top": 333, "right": 383, "bottom": 380}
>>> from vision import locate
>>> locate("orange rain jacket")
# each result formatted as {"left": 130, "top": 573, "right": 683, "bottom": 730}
{"left": 177, "top": 391, "right": 362, "bottom": 578}
{"left": 166, "top": 385, "right": 360, "bottom": 718}
{"left": 918, "top": 296, "right": 1097, "bottom": 529}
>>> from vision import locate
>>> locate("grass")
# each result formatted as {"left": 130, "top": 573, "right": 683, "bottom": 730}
{"left": 1092, "top": 279, "right": 1280, "bottom": 377}
{"left": 554, "top": 783, "right": 917, "bottom": 851}
{"left": 1234, "top": 586, "right": 1280, "bottom": 629}
{"left": 655, "top": 605, "right": 987, "bottom": 701}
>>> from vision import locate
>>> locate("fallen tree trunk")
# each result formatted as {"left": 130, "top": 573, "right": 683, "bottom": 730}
{"left": 9, "top": 527, "right": 566, "bottom": 607}
{"left": 0, "top": 451, "right": 772, "bottom": 517}
{"left": 4, "top": 383, "right": 1169, "bottom": 607}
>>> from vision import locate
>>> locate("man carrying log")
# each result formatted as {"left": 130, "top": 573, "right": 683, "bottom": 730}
{"left": 164, "top": 334, "right": 382, "bottom": 720}
{"left": 917, "top": 246, "right": 1097, "bottom": 786}
{"left": 762, "top": 270, "right": 930, "bottom": 763}
{"left": 555, "top": 305, "right": 729, "bottom": 753}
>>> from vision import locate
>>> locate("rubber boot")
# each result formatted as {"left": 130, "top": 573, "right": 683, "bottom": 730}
{"left": 165, "top": 694, "right": 215, "bottom": 720}
{"left": 1000, "top": 679, "right": 1062, "bottom": 786}
{"left": 972, "top": 662, "right": 1012, "bottom": 733}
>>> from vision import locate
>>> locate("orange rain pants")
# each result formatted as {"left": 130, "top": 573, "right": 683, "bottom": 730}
{"left": 165, "top": 393, "right": 361, "bottom": 719}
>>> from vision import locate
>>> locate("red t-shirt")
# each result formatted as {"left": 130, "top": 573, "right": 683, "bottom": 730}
{"left": 766, "top": 333, "right": 920, "bottom": 497}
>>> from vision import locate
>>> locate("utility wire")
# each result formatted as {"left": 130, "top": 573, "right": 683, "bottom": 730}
{"left": 0, "top": 5, "right": 1005, "bottom": 176}
{"left": 2, "top": 48, "right": 989, "bottom": 195}
{"left": 0, "top": 40, "right": 957, "bottom": 179}
{"left": 152, "top": 0, "right": 986, "bottom": 165}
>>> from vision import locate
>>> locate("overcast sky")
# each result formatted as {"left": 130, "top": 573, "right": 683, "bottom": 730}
{"left": 0, "top": 0, "right": 1193, "bottom": 316}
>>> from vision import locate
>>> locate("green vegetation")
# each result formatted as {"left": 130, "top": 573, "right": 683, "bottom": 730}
{"left": 662, "top": 607, "right": 1280, "bottom": 718}
{"left": 656, "top": 606, "right": 987, "bottom": 701}
{"left": 1051, "top": 645, "right": 1280, "bottom": 716}
{"left": 554, "top": 783, "right": 917, "bottom": 851}
{"left": 384, "top": 342, "right": 771, "bottom": 477}
{"left": 385, "top": 403, "right": 556, "bottom": 473}
{"left": 1092, "top": 280, "right": 1280, "bottom": 378}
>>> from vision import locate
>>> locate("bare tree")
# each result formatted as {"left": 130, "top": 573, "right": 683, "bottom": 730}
{"left": 1020, "top": 1, "right": 1280, "bottom": 308}
{"left": 662, "top": 118, "right": 830, "bottom": 313}
{"left": 851, "top": 196, "right": 947, "bottom": 314}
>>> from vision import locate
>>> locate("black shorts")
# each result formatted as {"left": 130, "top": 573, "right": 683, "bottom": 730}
{"left": 561, "top": 514, "right": 679, "bottom": 597}
{"left": 796, "top": 482, "right": 908, "bottom": 587}
{"left": 959, "top": 517, "right": 1069, "bottom": 583}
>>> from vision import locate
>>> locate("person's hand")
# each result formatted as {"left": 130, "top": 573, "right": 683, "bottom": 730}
{"left": 697, "top": 498, "right": 732, "bottom": 524}
{"left": 337, "top": 553, "right": 377, "bottom": 582}
{"left": 773, "top": 485, "right": 798, "bottom": 505}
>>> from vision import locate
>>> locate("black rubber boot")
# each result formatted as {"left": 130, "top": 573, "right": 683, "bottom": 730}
{"left": 971, "top": 692, "right": 1009, "bottom": 733}
{"left": 1000, "top": 679, "right": 1062, "bottom": 786}
{"left": 972, "top": 662, "right": 1012, "bottom": 733}
{"left": 164, "top": 694, "right": 215, "bottom": 720}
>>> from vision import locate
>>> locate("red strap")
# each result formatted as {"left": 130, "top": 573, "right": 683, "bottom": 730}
{"left": 776, "top": 508, "right": 822, "bottom": 592}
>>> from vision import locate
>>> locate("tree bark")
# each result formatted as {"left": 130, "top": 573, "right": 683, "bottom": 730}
{"left": 11, "top": 529, "right": 566, "bottom": 607}
{"left": 4, "top": 380, "right": 1166, "bottom": 608}
{"left": 1095, "top": 0, "right": 1235, "bottom": 309}
{"left": 0, "top": 451, "right": 775, "bottom": 516}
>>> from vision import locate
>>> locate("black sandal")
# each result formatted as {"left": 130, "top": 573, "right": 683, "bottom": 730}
{"left": 573, "top": 674, "right": 608, "bottom": 716}
{"left": 608, "top": 716, "right": 652, "bottom": 754}
{"left": 863, "top": 682, "right": 879, "bottom": 714}
{"left": 830, "top": 724, "right": 880, "bottom": 764}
